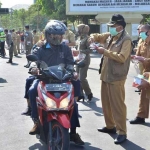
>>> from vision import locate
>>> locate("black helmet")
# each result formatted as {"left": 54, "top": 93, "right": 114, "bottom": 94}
{"left": 45, "top": 20, "right": 67, "bottom": 36}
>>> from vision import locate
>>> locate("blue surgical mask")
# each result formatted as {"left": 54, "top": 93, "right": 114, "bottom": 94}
{"left": 109, "top": 27, "right": 119, "bottom": 36}
{"left": 140, "top": 32, "right": 148, "bottom": 40}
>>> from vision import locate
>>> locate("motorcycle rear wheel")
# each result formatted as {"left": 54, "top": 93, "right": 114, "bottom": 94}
{"left": 48, "top": 121, "right": 70, "bottom": 150}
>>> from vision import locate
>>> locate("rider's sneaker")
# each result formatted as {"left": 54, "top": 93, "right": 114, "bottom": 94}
{"left": 21, "top": 107, "right": 31, "bottom": 116}
{"left": 70, "top": 133, "right": 85, "bottom": 145}
{"left": 29, "top": 123, "right": 40, "bottom": 135}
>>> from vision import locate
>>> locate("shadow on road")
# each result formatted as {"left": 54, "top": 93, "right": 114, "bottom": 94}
{"left": 0, "top": 78, "right": 7, "bottom": 83}
{"left": 70, "top": 142, "right": 102, "bottom": 150}
{"left": 0, "top": 56, "right": 9, "bottom": 59}
{"left": 109, "top": 134, "right": 146, "bottom": 150}
{"left": 89, "top": 67, "right": 99, "bottom": 71}
{"left": 29, "top": 142, "right": 101, "bottom": 150}
{"left": 121, "top": 140, "right": 146, "bottom": 150}
{"left": 140, "top": 122, "right": 150, "bottom": 127}
{"left": 79, "top": 98, "right": 103, "bottom": 117}
{"left": 14, "top": 55, "right": 22, "bottom": 58}
{"left": 11, "top": 62, "right": 19, "bottom": 66}
{"left": 28, "top": 143, "right": 47, "bottom": 150}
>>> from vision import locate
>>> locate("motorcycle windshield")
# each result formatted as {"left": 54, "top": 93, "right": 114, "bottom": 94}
{"left": 44, "top": 65, "right": 72, "bottom": 81}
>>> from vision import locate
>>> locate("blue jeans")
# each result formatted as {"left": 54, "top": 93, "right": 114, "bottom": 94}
{"left": 24, "top": 76, "right": 35, "bottom": 99}
{"left": 28, "top": 79, "right": 81, "bottom": 128}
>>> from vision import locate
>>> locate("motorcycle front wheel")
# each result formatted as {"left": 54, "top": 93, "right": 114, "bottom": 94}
{"left": 48, "top": 121, "right": 70, "bottom": 150}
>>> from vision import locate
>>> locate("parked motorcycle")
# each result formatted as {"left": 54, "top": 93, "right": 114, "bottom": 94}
{"left": 27, "top": 54, "right": 75, "bottom": 150}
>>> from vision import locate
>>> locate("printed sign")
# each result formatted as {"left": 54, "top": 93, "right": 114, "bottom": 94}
{"left": 67, "top": 0, "right": 150, "bottom": 14}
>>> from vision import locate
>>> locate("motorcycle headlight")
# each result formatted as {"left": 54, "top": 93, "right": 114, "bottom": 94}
{"left": 45, "top": 98, "right": 57, "bottom": 109}
{"left": 42, "top": 92, "right": 57, "bottom": 109}
{"left": 59, "top": 97, "right": 70, "bottom": 109}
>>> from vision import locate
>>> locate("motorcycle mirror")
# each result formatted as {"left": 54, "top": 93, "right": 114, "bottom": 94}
{"left": 26, "top": 54, "right": 38, "bottom": 62}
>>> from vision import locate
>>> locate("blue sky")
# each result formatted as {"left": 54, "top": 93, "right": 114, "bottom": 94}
{"left": 0, "top": 0, "right": 34, "bottom": 8}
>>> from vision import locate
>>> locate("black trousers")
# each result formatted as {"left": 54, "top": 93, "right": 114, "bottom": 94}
{"left": 0, "top": 41, "right": 5, "bottom": 56}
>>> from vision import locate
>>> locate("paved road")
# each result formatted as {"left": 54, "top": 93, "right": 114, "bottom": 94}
{"left": 0, "top": 52, "right": 150, "bottom": 150}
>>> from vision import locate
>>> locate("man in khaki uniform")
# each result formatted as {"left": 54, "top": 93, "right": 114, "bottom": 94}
{"left": 24, "top": 25, "right": 33, "bottom": 67}
{"left": 32, "top": 29, "right": 39, "bottom": 45}
{"left": 89, "top": 14, "right": 132, "bottom": 144}
{"left": 16, "top": 31, "right": 21, "bottom": 54}
{"left": 39, "top": 30, "right": 45, "bottom": 41}
{"left": 130, "top": 24, "right": 150, "bottom": 124}
{"left": 62, "top": 21, "right": 76, "bottom": 47}
{"left": 76, "top": 24, "right": 93, "bottom": 101}
{"left": 11, "top": 29, "right": 18, "bottom": 56}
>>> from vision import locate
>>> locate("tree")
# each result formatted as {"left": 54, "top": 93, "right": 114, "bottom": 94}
{"left": 17, "top": 9, "right": 27, "bottom": 29}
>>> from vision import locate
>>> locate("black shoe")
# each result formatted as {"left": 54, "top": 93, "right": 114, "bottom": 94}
{"left": 6, "top": 59, "right": 12, "bottom": 63}
{"left": 129, "top": 117, "right": 145, "bottom": 124}
{"left": 24, "top": 64, "right": 29, "bottom": 68}
{"left": 77, "top": 96, "right": 85, "bottom": 102}
{"left": 114, "top": 134, "right": 127, "bottom": 144}
{"left": 70, "top": 133, "right": 84, "bottom": 145}
{"left": 97, "top": 127, "right": 116, "bottom": 133}
{"left": 87, "top": 93, "right": 93, "bottom": 101}
{"left": 24, "top": 63, "right": 30, "bottom": 68}
{"left": 135, "top": 89, "right": 141, "bottom": 93}
{"left": 21, "top": 107, "right": 31, "bottom": 116}
{"left": 78, "top": 113, "right": 82, "bottom": 118}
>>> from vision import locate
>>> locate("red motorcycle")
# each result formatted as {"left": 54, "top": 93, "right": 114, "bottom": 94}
{"left": 27, "top": 55, "right": 75, "bottom": 150}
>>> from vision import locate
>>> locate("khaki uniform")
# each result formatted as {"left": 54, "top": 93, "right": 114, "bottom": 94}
{"left": 63, "top": 29, "right": 75, "bottom": 45}
{"left": 76, "top": 34, "right": 92, "bottom": 95}
{"left": 24, "top": 31, "right": 33, "bottom": 55}
{"left": 136, "top": 41, "right": 150, "bottom": 118}
{"left": 91, "top": 31, "right": 132, "bottom": 135}
{"left": 11, "top": 32, "right": 17, "bottom": 55}
{"left": 33, "top": 33, "right": 39, "bottom": 45}
{"left": 16, "top": 34, "right": 20, "bottom": 53}
{"left": 136, "top": 39, "right": 144, "bottom": 74}
{"left": 39, "top": 32, "right": 45, "bottom": 41}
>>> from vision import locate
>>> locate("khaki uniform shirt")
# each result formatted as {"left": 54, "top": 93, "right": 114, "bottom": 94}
{"left": 63, "top": 29, "right": 75, "bottom": 43}
{"left": 39, "top": 32, "right": 45, "bottom": 41}
{"left": 16, "top": 34, "right": 20, "bottom": 43}
{"left": 136, "top": 39, "right": 144, "bottom": 74}
{"left": 11, "top": 32, "right": 17, "bottom": 45}
{"left": 33, "top": 34, "right": 39, "bottom": 45}
{"left": 136, "top": 41, "right": 150, "bottom": 73}
{"left": 91, "top": 32, "right": 131, "bottom": 85}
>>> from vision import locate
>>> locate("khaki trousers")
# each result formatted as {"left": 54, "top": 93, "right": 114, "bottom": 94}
{"left": 137, "top": 89, "right": 149, "bottom": 118}
{"left": 16, "top": 42, "right": 20, "bottom": 53}
{"left": 76, "top": 63, "right": 91, "bottom": 95}
{"left": 13, "top": 43, "right": 18, "bottom": 55}
{"left": 101, "top": 81, "right": 127, "bottom": 135}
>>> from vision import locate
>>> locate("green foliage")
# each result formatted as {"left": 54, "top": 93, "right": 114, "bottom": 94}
{"left": 0, "top": 3, "right": 49, "bottom": 31}
{"left": 0, "top": 0, "right": 97, "bottom": 31}
{"left": 142, "top": 14, "right": 150, "bottom": 24}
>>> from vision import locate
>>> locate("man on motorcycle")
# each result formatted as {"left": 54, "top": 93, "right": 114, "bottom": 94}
{"left": 28, "top": 20, "right": 84, "bottom": 145}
